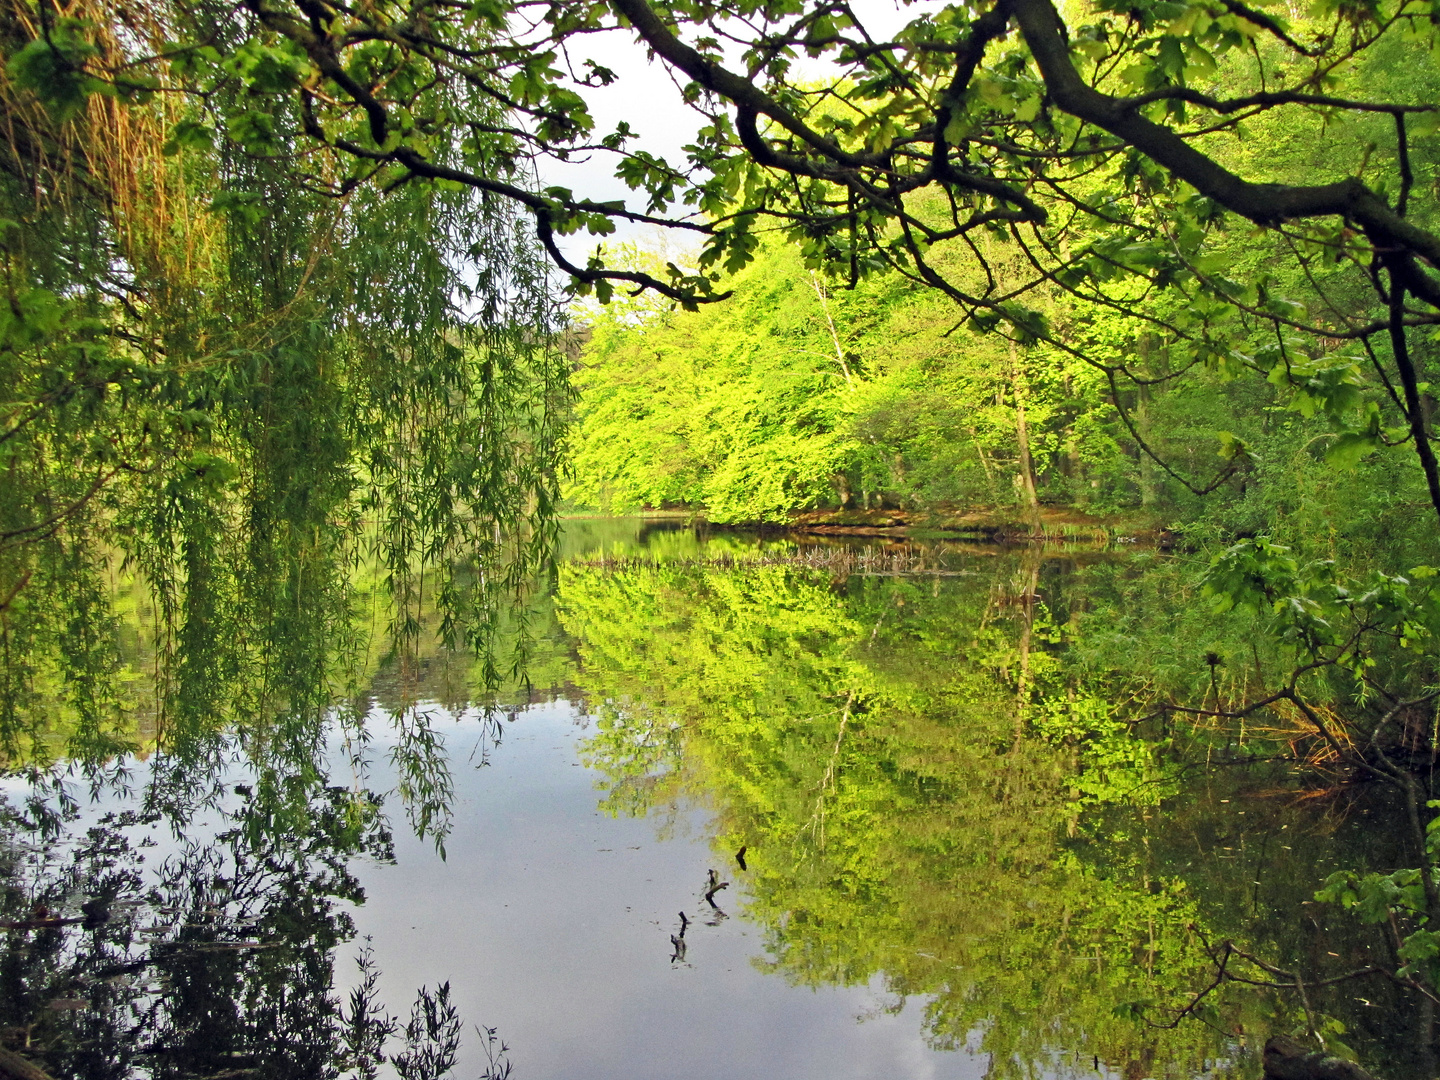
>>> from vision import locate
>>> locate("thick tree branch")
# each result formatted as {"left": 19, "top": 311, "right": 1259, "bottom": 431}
{"left": 609, "top": 0, "right": 880, "bottom": 170}
{"left": 1010, "top": 0, "right": 1440, "bottom": 304}
{"left": 1383, "top": 262, "right": 1440, "bottom": 527}
{"left": 1213, "top": 0, "right": 1326, "bottom": 55}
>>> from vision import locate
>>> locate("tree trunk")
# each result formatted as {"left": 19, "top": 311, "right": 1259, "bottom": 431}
{"left": 1006, "top": 340, "right": 1042, "bottom": 531}
{"left": 0, "top": 1047, "right": 56, "bottom": 1080}
{"left": 809, "top": 273, "right": 853, "bottom": 388}
{"left": 1263, "top": 1037, "right": 1375, "bottom": 1080}
{"left": 1014, "top": 553, "right": 1041, "bottom": 743}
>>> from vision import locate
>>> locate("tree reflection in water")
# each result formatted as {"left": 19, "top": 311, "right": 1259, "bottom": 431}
{"left": 558, "top": 549, "right": 1432, "bottom": 1079}
{"left": 0, "top": 464, "right": 555, "bottom": 1078}
{"left": 0, "top": 766, "right": 518, "bottom": 1080}
{"left": 0, "top": 527, "right": 1434, "bottom": 1079}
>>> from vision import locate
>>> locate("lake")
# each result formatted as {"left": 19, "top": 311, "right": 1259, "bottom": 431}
{"left": 0, "top": 519, "right": 1427, "bottom": 1080}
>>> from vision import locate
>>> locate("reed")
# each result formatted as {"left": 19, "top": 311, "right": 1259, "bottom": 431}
{"left": 569, "top": 544, "right": 982, "bottom": 576}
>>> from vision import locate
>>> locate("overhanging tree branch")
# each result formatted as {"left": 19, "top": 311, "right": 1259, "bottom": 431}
{"left": 1009, "top": 0, "right": 1440, "bottom": 306}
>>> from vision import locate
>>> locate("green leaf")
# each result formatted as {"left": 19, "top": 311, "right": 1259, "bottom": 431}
{"left": 7, "top": 26, "right": 106, "bottom": 121}
{"left": 1325, "top": 431, "right": 1380, "bottom": 469}
{"left": 162, "top": 118, "right": 214, "bottom": 156}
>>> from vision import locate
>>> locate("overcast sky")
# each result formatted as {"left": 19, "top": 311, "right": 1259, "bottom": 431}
{"left": 540, "top": 0, "right": 933, "bottom": 262}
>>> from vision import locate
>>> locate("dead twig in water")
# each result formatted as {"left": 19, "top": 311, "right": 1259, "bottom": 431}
{"left": 704, "top": 868, "right": 729, "bottom": 908}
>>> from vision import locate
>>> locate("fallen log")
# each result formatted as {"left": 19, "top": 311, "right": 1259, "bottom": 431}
{"left": 1263, "top": 1036, "right": 1375, "bottom": 1080}
{"left": 0, "top": 918, "right": 85, "bottom": 931}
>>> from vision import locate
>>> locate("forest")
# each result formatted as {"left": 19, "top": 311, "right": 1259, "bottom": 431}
{"left": 2, "top": 0, "right": 1440, "bottom": 1074}
{"left": 567, "top": 227, "right": 1431, "bottom": 548}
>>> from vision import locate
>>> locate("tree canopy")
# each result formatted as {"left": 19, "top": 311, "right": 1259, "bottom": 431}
{"left": 21, "top": 0, "right": 1440, "bottom": 521}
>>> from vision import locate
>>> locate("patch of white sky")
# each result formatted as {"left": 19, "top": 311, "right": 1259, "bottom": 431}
{"left": 535, "top": 0, "right": 945, "bottom": 265}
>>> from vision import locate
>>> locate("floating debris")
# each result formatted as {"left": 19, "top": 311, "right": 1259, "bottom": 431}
{"left": 571, "top": 545, "right": 981, "bottom": 578}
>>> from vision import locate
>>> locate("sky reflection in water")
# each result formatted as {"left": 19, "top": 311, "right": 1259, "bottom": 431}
{"left": 352, "top": 702, "right": 1001, "bottom": 1080}
{"left": 1, "top": 521, "right": 1423, "bottom": 1080}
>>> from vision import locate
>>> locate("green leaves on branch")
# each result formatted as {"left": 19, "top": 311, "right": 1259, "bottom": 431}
{"left": 1203, "top": 538, "right": 1437, "bottom": 671}
{"left": 7, "top": 21, "right": 110, "bottom": 120}
{"left": 1318, "top": 802, "right": 1440, "bottom": 988}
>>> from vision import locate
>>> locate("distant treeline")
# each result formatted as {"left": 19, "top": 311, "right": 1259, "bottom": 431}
{"left": 565, "top": 46, "right": 1440, "bottom": 569}
{"left": 565, "top": 228, "right": 1431, "bottom": 566}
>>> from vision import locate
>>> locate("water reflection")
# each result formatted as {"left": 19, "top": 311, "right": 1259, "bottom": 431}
{"left": 0, "top": 521, "right": 1430, "bottom": 1079}
{"left": 556, "top": 539, "right": 1431, "bottom": 1078}
{"left": 0, "top": 772, "right": 392, "bottom": 1079}
{"left": 350, "top": 704, "right": 1019, "bottom": 1080}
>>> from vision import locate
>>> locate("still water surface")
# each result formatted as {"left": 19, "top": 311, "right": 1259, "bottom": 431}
{"left": 354, "top": 703, "right": 996, "bottom": 1080}
{"left": 0, "top": 518, "right": 1424, "bottom": 1080}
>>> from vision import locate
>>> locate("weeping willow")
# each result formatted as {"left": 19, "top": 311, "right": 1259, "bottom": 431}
{"left": 0, "top": 0, "right": 569, "bottom": 786}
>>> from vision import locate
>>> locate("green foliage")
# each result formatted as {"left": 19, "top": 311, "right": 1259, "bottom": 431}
{"left": 1319, "top": 870, "right": 1436, "bottom": 985}
{"left": 552, "top": 547, "right": 1406, "bottom": 1073}
{"left": 567, "top": 245, "right": 853, "bottom": 520}
{"left": 0, "top": 0, "right": 569, "bottom": 780}
{"left": 567, "top": 241, "right": 1138, "bottom": 521}
{"left": 7, "top": 19, "right": 111, "bottom": 120}
{"left": 1315, "top": 800, "right": 1440, "bottom": 988}
{"left": 546, "top": 1, "right": 1440, "bottom": 545}
{"left": 9, "top": 0, "right": 1440, "bottom": 562}
{"left": 567, "top": 223, "right": 1438, "bottom": 541}
{"left": 1202, "top": 538, "right": 1439, "bottom": 685}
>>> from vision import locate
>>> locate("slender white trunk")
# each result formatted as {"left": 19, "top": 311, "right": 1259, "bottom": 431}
{"left": 809, "top": 273, "right": 853, "bottom": 388}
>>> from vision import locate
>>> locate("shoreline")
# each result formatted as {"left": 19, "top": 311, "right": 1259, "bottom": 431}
{"left": 562, "top": 505, "right": 1177, "bottom": 546}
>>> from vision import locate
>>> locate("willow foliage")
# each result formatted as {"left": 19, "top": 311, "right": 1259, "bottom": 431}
{"left": 0, "top": 0, "right": 568, "bottom": 777}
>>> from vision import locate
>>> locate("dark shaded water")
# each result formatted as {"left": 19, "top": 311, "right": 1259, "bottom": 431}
{"left": 0, "top": 519, "right": 1429, "bottom": 1080}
